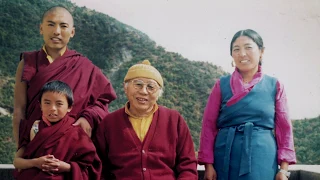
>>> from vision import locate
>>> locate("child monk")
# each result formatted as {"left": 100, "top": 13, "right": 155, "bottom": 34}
{"left": 13, "top": 80, "right": 101, "bottom": 180}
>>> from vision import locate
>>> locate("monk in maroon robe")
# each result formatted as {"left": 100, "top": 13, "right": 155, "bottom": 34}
{"left": 15, "top": 115, "right": 101, "bottom": 180}
{"left": 14, "top": 80, "right": 101, "bottom": 180}
{"left": 94, "top": 60, "right": 198, "bottom": 180}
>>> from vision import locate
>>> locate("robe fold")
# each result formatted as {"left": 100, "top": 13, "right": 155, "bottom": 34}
{"left": 15, "top": 115, "right": 101, "bottom": 180}
{"left": 18, "top": 48, "right": 117, "bottom": 147}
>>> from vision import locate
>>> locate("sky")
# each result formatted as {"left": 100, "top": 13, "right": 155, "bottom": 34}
{"left": 71, "top": 0, "right": 320, "bottom": 119}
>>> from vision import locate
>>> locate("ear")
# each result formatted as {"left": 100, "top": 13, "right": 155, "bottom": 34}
{"left": 67, "top": 106, "right": 73, "bottom": 112}
{"left": 70, "top": 27, "right": 75, "bottom": 38}
{"left": 40, "top": 24, "right": 43, "bottom": 35}
{"left": 260, "top": 47, "right": 265, "bottom": 59}
{"left": 123, "top": 82, "right": 128, "bottom": 95}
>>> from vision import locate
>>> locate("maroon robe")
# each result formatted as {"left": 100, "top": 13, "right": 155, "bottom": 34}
{"left": 19, "top": 48, "right": 117, "bottom": 147}
{"left": 15, "top": 115, "right": 101, "bottom": 180}
{"left": 94, "top": 106, "right": 198, "bottom": 180}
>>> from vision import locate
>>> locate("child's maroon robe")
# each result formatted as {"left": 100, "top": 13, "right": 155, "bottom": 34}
{"left": 18, "top": 48, "right": 117, "bottom": 147}
{"left": 15, "top": 115, "right": 101, "bottom": 180}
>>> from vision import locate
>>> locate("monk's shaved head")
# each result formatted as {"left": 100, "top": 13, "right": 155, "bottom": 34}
{"left": 41, "top": 6, "right": 74, "bottom": 26}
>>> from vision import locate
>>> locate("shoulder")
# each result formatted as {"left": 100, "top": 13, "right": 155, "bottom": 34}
{"left": 157, "top": 105, "right": 186, "bottom": 125}
{"left": 263, "top": 74, "right": 278, "bottom": 82}
{"left": 262, "top": 74, "right": 279, "bottom": 88}
{"left": 219, "top": 74, "right": 231, "bottom": 82}
{"left": 100, "top": 108, "right": 125, "bottom": 125}
{"left": 158, "top": 105, "right": 180, "bottom": 116}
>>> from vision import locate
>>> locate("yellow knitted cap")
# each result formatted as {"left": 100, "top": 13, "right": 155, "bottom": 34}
{"left": 124, "top": 60, "right": 163, "bottom": 87}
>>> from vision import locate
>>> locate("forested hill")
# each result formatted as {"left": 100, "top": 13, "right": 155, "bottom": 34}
{"left": 0, "top": 0, "right": 227, "bottom": 151}
{"left": 0, "top": 0, "right": 319, "bottom": 165}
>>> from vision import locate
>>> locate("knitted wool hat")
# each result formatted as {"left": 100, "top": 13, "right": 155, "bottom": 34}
{"left": 124, "top": 60, "right": 163, "bottom": 87}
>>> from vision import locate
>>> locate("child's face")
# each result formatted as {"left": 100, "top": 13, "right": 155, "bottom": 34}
{"left": 40, "top": 91, "right": 71, "bottom": 123}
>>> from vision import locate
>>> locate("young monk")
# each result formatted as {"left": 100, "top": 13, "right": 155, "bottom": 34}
{"left": 13, "top": 80, "right": 101, "bottom": 180}
{"left": 13, "top": 5, "right": 116, "bottom": 149}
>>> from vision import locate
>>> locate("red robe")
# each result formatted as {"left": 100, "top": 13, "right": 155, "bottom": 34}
{"left": 94, "top": 106, "right": 198, "bottom": 180}
{"left": 19, "top": 48, "right": 117, "bottom": 147}
{"left": 15, "top": 115, "right": 101, "bottom": 180}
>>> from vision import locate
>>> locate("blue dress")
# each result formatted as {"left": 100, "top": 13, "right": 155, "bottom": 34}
{"left": 214, "top": 75, "right": 278, "bottom": 180}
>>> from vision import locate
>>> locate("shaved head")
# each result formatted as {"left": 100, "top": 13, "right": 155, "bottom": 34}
{"left": 41, "top": 6, "right": 74, "bottom": 26}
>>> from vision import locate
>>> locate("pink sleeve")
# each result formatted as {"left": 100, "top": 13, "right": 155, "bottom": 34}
{"left": 275, "top": 81, "right": 297, "bottom": 165}
{"left": 198, "top": 80, "right": 221, "bottom": 165}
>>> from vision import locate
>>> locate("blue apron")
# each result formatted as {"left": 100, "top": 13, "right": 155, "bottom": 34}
{"left": 214, "top": 75, "right": 278, "bottom": 180}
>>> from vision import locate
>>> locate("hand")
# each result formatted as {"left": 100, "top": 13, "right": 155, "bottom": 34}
{"left": 33, "top": 155, "right": 56, "bottom": 169}
{"left": 276, "top": 171, "right": 288, "bottom": 180}
{"left": 73, "top": 117, "right": 92, "bottom": 137}
{"left": 204, "top": 164, "right": 217, "bottom": 180}
{"left": 42, "top": 157, "right": 71, "bottom": 173}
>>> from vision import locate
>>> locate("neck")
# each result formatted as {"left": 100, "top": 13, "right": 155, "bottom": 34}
{"left": 45, "top": 46, "right": 67, "bottom": 61}
{"left": 239, "top": 66, "right": 259, "bottom": 83}
{"left": 129, "top": 105, "right": 154, "bottom": 118}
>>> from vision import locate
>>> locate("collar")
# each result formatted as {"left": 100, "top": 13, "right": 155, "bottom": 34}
{"left": 124, "top": 102, "right": 158, "bottom": 118}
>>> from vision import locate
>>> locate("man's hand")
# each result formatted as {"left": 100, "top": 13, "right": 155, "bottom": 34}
{"left": 73, "top": 117, "right": 92, "bottom": 137}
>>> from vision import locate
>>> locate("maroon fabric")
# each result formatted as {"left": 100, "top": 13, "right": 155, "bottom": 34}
{"left": 19, "top": 48, "right": 117, "bottom": 147}
{"left": 94, "top": 106, "right": 198, "bottom": 180}
{"left": 15, "top": 115, "right": 101, "bottom": 180}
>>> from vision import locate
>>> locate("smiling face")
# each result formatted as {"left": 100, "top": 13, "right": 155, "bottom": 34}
{"left": 124, "top": 78, "right": 161, "bottom": 116}
{"left": 40, "top": 7, "right": 75, "bottom": 55}
{"left": 231, "top": 36, "right": 264, "bottom": 73}
{"left": 40, "top": 91, "right": 71, "bottom": 123}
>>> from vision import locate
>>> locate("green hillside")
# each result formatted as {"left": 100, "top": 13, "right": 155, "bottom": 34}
{"left": 0, "top": 0, "right": 319, "bottom": 165}
{"left": 0, "top": 0, "right": 226, "bottom": 162}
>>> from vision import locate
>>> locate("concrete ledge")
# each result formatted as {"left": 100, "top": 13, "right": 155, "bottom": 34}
{"left": 1, "top": 164, "right": 320, "bottom": 180}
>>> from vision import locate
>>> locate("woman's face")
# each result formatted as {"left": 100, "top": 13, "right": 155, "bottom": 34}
{"left": 124, "top": 77, "right": 161, "bottom": 116}
{"left": 231, "top": 36, "right": 264, "bottom": 73}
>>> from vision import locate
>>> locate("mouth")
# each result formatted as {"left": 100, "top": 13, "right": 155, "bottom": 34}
{"left": 240, "top": 60, "right": 249, "bottom": 63}
{"left": 136, "top": 97, "right": 148, "bottom": 103}
{"left": 50, "top": 37, "right": 61, "bottom": 42}
{"left": 48, "top": 113, "right": 58, "bottom": 118}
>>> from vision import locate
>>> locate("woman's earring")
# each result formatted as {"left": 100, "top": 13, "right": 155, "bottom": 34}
{"left": 231, "top": 60, "right": 235, "bottom": 67}
{"left": 259, "top": 57, "right": 263, "bottom": 65}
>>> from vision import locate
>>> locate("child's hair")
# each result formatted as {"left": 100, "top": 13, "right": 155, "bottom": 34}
{"left": 39, "top": 80, "right": 74, "bottom": 107}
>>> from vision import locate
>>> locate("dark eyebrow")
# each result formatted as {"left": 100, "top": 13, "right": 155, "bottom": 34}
{"left": 43, "top": 99, "right": 51, "bottom": 102}
{"left": 46, "top": 20, "right": 55, "bottom": 24}
{"left": 46, "top": 21, "right": 69, "bottom": 26}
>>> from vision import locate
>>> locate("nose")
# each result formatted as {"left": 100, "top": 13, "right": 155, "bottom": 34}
{"left": 139, "top": 85, "right": 148, "bottom": 94}
{"left": 53, "top": 25, "right": 61, "bottom": 35}
{"left": 240, "top": 48, "right": 246, "bottom": 57}
{"left": 50, "top": 105, "right": 57, "bottom": 111}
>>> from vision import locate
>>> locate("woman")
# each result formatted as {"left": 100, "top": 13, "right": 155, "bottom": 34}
{"left": 198, "top": 29, "right": 296, "bottom": 180}
{"left": 94, "top": 60, "right": 198, "bottom": 180}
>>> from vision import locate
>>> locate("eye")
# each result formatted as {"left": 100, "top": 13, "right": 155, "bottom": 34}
{"left": 147, "top": 84, "right": 156, "bottom": 90}
{"left": 57, "top": 103, "right": 64, "bottom": 106}
{"left": 48, "top": 24, "right": 54, "bottom": 27}
{"left": 44, "top": 102, "right": 50, "bottom": 104}
{"left": 246, "top": 46, "right": 252, "bottom": 49}
{"left": 233, "top": 48, "right": 239, "bottom": 52}
{"left": 134, "top": 82, "right": 144, "bottom": 88}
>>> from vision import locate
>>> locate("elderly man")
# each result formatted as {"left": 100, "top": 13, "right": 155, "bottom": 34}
{"left": 94, "top": 60, "right": 198, "bottom": 180}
